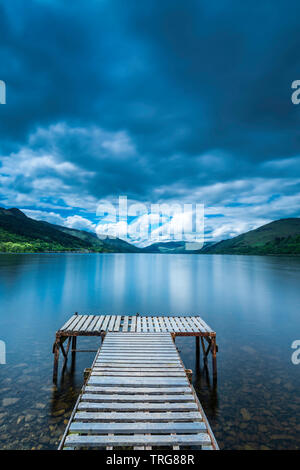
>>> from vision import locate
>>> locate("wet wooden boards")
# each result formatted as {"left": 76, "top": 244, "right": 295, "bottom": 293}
{"left": 58, "top": 332, "right": 218, "bottom": 450}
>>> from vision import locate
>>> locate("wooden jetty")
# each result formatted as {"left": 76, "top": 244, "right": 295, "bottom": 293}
{"left": 52, "top": 314, "right": 218, "bottom": 383}
{"left": 58, "top": 331, "right": 219, "bottom": 450}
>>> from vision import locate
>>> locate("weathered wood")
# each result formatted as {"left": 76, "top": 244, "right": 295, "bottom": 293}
{"left": 60, "top": 314, "right": 77, "bottom": 331}
{"left": 80, "top": 393, "right": 194, "bottom": 402}
{"left": 65, "top": 433, "right": 212, "bottom": 447}
{"left": 59, "top": 331, "right": 218, "bottom": 450}
{"left": 88, "top": 377, "right": 188, "bottom": 386}
{"left": 74, "top": 411, "right": 203, "bottom": 422}
{"left": 91, "top": 371, "right": 186, "bottom": 377}
{"left": 92, "top": 367, "right": 183, "bottom": 372}
{"left": 70, "top": 421, "right": 206, "bottom": 433}
{"left": 53, "top": 340, "right": 60, "bottom": 383}
{"left": 84, "top": 386, "right": 191, "bottom": 394}
{"left": 78, "top": 401, "right": 198, "bottom": 411}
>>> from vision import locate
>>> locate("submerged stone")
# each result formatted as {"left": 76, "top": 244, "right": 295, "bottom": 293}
{"left": 2, "top": 398, "right": 20, "bottom": 407}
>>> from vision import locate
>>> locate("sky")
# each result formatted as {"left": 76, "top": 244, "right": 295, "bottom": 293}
{"left": 0, "top": 0, "right": 300, "bottom": 246}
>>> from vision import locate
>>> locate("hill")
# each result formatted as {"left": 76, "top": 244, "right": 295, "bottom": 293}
{"left": 0, "top": 207, "right": 139, "bottom": 253}
{"left": 201, "top": 218, "right": 300, "bottom": 255}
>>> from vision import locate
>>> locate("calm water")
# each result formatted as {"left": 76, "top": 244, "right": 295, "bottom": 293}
{"left": 0, "top": 253, "right": 300, "bottom": 450}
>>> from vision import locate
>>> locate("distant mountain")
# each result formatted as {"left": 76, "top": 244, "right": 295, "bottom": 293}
{"left": 46, "top": 222, "right": 140, "bottom": 252}
{"left": 201, "top": 218, "right": 300, "bottom": 255}
{"left": 142, "top": 241, "right": 214, "bottom": 254}
{"left": 0, "top": 207, "right": 140, "bottom": 253}
{"left": 1, "top": 208, "right": 299, "bottom": 255}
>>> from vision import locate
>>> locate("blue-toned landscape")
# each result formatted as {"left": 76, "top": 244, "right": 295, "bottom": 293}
{"left": 1, "top": 0, "right": 300, "bottom": 452}
{"left": 0, "top": 253, "right": 300, "bottom": 449}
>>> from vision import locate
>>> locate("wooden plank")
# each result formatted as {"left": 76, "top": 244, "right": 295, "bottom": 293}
{"left": 98, "top": 354, "right": 179, "bottom": 358}
{"left": 59, "top": 315, "right": 77, "bottom": 331}
{"left": 70, "top": 421, "right": 206, "bottom": 433}
{"left": 100, "top": 315, "right": 111, "bottom": 331}
{"left": 101, "top": 343, "right": 174, "bottom": 347}
{"left": 167, "top": 317, "right": 181, "bottom": 332}
{"left": 108, "top": 315, "right": 116, "bottom": 331}
{"left": 136, "top": 316, "right": 141, "bottom": 332}
{"left": 93, "top": 367, "right": 183, "bottom": 372}
{"left": 91, "top": 371, "right": 186, "bottom": 377}
{"left": 67, "top": 314, "right": 84, "bottom": 331}
{"left": 122, "top": 316, "right": 129, "bottom": 332}
{"left": 99, "top": 351, "right": 178, "bottom": 359}
{"left": 94, "top": 360, "right": 181, "bottom": 365}
{"left": 74, "top": 411, "right": 203, "bottom": 422}
{"left": 113, "top": 315, "right": 122, "bottom": 332}
{"left": 80, "top": 393, "right": 194, "bottom": 402}
{"left": 147, "top": 317, "right": 154, "bottom": 332}
{"left": 73, "top": 315, "right": 89, "bottom": 332}
{"left": 88, "top": 377, "right": 188, "bottom": 386}
{"left": 142, "top": 316, "right": 148, "bottom": 332}
{"left": 173, "top": 316, "right": 187, "bottom": 333}
{"left": 78, "top": 401, "right": 198, "bottom": 411}
{"left": 83, "top": 386, "right": 192, "bottom": 394}
{"left": 100, "top": 348, "right": 176, "bottom": 352}
{"left": 163, "top": 316, "right": 175, "bottom": 332}
{"left": 86, "top": 315, "right": 101, "bottom": 332}
{"left": 179, "top": 316, "right": 194, "bottom": 332}
{"left": 188, "top": 316, "right": 206, "bottom": 333}
{"left": 153, "top": 316, "right": 161, "bottom": 332}
{"left": 157, "top": 317, "right": 169, "bottom": 332}
{"left": 93, "top": 315, "right": 105, "bottom": 332}
{"left": 195, "top": 316, "right": 213, "bottom": 333}
{"left": 80, "top": 315, "right": 95, "bottom": 332}
{"left": 184, "top": 316, "right": 199, "bottom": 333}
{"left": 109, "top": 332, "right": 171, "bottom": 336}
{"left": 130, "top": 315, "right": 137, "bottom": 332}
{"left": 104, "top": 337, "right": 172, "bottom": 340}
{"left": 101, "top": 341, "right": 173, "bottom": 346}
{"left": 65, "top": 433, "right": 211, "bottom": 447}
{"left": 94, "top": 362, "right": 181, "bottom": 367}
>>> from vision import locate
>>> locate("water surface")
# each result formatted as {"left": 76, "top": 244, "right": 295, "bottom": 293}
{"left": 0, "top": 253, "right": 300, "bottom": 450}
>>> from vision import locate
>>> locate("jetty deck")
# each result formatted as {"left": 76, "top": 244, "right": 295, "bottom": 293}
{"left": 52, "top": 314, "right": 218, "bottom": 382}
{"left": 58, "top": 332, "right": 219, "bottom": 450}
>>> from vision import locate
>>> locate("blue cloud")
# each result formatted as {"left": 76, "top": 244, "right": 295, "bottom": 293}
{"left": 0, "top": 0, "right": 300, "bottom": 242}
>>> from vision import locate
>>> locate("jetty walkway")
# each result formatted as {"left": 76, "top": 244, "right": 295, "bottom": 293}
{"left": 53, "top": 315, "right": 219, "bottom": 450}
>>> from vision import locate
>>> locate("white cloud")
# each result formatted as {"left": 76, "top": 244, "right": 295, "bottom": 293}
{"left": 22, "top": 209, "right": 65, "bottom": 225}
{"left": 1, "top": 122, "right": 300, "bottom": 245}
{"left": 64, "top": 215, "right": 96, "bottom": 231}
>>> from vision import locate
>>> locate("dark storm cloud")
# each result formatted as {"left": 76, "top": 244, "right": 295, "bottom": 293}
{"left": 0, "top": 0, "right": 300, "bottom": 239}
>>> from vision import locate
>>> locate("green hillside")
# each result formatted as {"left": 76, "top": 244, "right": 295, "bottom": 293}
{"left": 1, "top": 208, "right": 299, "bottom": 255}
{"left": 202, "top": 218, "right": 300, "bottom": 255}
{"left": 0, "top": 207, "right": 139, "bottom": 253}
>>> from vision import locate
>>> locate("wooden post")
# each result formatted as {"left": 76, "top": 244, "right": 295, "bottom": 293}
{"left": 62, "top": 337, "right": 72, "bottom": 366}
{"left": 71, "top": 336, "right": 77, "bottom": 366}
{"left": 53, "top": 337, "right": 60, "bottom": 383}
{"left": 70, "top": 336, "right": 77, "bottom": 374}
{"left": 185, "top": 369, "right": 193, "bottom": 382}
{"left": 212, "top": 336, "right": 217, "bottom": 379}
{"left": 200, "top": 337, "right": 207, "bottom": 363}
{"left": 195, "top": 336, "right": 200, "bottom": 372}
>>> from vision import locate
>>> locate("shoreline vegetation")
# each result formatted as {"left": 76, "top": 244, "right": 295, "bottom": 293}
{"left": 1, "top": 251, "right": 300, "bottom": 256}
{"left": 0, "top": 207, "right": 300, "bottom": 255}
